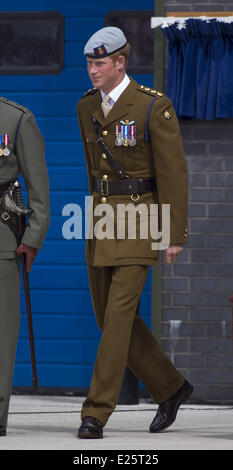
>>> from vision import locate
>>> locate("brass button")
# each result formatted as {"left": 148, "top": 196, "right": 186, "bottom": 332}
{"left": 185, "top": 227, "right": 188, "bottom": 233}
{"left": 101, "top": 153, "right": 107, "bottom": 159}
{"left": 151, "top": 90, "right": 157, "bottom": 94}
{"left": 102, "top": 174, "right": 108, "bottom": 180}
{"left": 86, "top": 138, "right": 89, "bottom": 143}
{"left": 184, "top": 233, "right": 188, "bottom": 238}
{"left": 101, "top": 197, "right": 107, "bottom": 203}
{"left": 140, "top": 85, "right": 144, "bottom": 89}
{"left": 145, "top": 87, "right": 150, "bottom": 91}
{"left": 156, "top": 91, "right": 163, "bottom": 97}
{"left": 102, "top": 130, "right": 108, "bottom": 136}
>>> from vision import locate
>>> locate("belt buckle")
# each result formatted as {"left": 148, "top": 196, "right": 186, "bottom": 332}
{"left": 129, "top": 181, "right": 139, "bottom": 201}
{"left": 100, "top": 177, "right": 109, "bottom": 196}
{"left": 131, "top": 194, "right": 140, "bottom": 201}
{"left": 1, "top": 212, "right": 10, "bottom": 221}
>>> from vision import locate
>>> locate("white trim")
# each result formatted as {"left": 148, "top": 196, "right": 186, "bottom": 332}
{"left": 151, "top": 16, "right": 233, "bottom": 29}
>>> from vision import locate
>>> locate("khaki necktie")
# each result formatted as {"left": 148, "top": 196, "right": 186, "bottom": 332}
{"left": 101, "top": 94, "right": 112, "bottom": 118}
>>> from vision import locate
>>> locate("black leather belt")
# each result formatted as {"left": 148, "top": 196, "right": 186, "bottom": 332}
{"left": 95, "top": 177, "right": 156, "bottom": 197}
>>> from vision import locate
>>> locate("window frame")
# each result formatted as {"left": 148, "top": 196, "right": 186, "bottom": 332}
{"left": 0, "top": 11, "right": 64, "bottom": 75}
{"left": 105, "top": 10, "right": 154, "bottom": 74}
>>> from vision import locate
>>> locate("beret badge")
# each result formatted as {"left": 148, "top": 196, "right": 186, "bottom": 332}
{"left": 94, "top": 44, "right": 107, "bottom": 56}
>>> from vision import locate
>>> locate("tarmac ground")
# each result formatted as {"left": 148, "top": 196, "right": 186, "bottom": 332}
{"left": 0, "top": 394, "right": 232, "bottom": 452}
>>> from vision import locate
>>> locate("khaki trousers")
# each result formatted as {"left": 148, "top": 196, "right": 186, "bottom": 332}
{"left": 81, "top": 264, "right": 184, "bottom": 425}
{"left": 0, "top": 257, "right": 21, "bottom": 428}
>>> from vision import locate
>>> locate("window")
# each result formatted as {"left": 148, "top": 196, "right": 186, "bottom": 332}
{"left": 0, "top": 11, "right": 64, "bottom": 75}
{"left": 105, "top": 10, "right": 154, "bottom": 74}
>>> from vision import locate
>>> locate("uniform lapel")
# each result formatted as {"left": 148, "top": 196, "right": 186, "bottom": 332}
{"left": 90, "top": 91, "right": 105, "bottom": 126}
{"left": 92, "top": 78, "right": 138, "bottom": 127}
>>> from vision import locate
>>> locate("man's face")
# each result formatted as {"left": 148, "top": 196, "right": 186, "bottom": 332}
{"left": 86, "top": 56, "right": 123, "bottom": 93}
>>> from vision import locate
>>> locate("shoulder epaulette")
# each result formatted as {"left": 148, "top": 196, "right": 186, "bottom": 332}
{"left": 138, "top": 85, "right": 164, "bottom": 98}
{"left": 81, "top": 88, "right": 98, "bottom": 99}
{"left": 0, "top": 97, "right": 30, "bottom": 114}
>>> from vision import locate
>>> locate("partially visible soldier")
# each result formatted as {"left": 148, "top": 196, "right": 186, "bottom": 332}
{"left": 0, "top": 97, "right": 50, "bottom": 436}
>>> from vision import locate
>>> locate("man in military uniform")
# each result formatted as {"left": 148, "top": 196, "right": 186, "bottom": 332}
{"left": 77, "top": 27, "right": 193, "bottom": 439}
{"left": 0, "top": 98, "right": 49, "bottom": 436}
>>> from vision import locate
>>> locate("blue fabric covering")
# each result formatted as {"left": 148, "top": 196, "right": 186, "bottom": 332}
{"left": 162, "top": 18, "right": 233, "bottom": 119}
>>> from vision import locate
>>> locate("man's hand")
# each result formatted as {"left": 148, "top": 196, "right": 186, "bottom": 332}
{"left": 164, "top": 245, "right": 183, "bottom": 265}
{"left": 16, "top": 243, "right": 38, "bottom": 272}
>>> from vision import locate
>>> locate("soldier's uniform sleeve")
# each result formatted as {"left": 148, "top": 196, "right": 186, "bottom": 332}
{"left": 149, "top": 95, "right": 188, "bottom": 245}
{"left": 16, "top": 111, "right": 50, "bottom": 249}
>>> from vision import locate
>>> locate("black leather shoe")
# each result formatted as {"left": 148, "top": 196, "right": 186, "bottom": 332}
{"left": 0, "top": 426, "right": 6, "bottom": 436}
{"left": 77, "top": 416, "right": 103, "bottom": 439}
{"left": 149, "top": 380, "right": 193, "bottom": 433}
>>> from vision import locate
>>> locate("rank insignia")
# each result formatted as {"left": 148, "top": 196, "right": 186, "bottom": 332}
{"left": 116, "top": 120, "right": 136, "bottom": 147}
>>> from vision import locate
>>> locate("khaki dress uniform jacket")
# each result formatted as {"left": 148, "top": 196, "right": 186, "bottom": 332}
{"left": 0, "top": 97, "right": 50, "bottom": 429}
{"left": 78, "top": 77, "right": 188, "bottom": 267}
{"left": 77, "top": 78, "right": 188, "bottom": 426}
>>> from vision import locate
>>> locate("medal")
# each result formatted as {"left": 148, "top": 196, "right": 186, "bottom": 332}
{"left": 0, "top": 149, "right": 3, "bottom": 157}
{"left": 117, "top": 120, "right": 136, "bottom": 147}
{"left": 122, "top": 124, "right": 129, "bottom": 147}
{"left": 3, "top": 147, "right": 10, "bottom": 156}
{"left": 129, "top": 125, "right": 136, "bottom": 146}
{"left": 115, "top": 125, "right": 123, "bottom": 146}
{"left": 3, "top": 135, "right": 10, "bottom": 156}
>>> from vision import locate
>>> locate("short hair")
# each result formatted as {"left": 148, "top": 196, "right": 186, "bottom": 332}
{"left": 110, "top": 42, "right": 131, "bottom": 68}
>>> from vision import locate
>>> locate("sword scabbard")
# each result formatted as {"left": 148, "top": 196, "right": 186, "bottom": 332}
{"left": 15, "top": 180, "right": 39, "bottom": 395}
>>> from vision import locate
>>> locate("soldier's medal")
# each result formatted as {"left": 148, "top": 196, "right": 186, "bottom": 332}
{"left": 115, "top": 125, "right": 123, "bottom": 146}
{"left": 3, "top": 134, "right": 10, "bottom": 156}
{"left": 119, "top": 120, "right": 136, "bottom": 147}
{"left": 3, "top": 148, "right": 10, "bottom": 156}
{"left": 122, "top": 124, "right": 129, "bottom": 147}
{"left": 129, "top": 124, "right": 136, "bottom": 147}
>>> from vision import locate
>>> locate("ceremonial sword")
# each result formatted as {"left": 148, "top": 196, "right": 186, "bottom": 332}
{"left": 14, "top": 180, "right": 39, "bottom": 395}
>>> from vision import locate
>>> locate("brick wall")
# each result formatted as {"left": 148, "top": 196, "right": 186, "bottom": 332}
{"left": 162, "top": 0, "right": 233, "bottom": 403}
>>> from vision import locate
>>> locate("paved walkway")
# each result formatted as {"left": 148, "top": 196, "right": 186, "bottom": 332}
{"left": 0, "top": 395, "right": 232, "bottom": 450}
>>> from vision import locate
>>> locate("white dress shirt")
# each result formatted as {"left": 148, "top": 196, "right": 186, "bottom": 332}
{"left": 101, "top": 74, "right": 130, "bottom": 109}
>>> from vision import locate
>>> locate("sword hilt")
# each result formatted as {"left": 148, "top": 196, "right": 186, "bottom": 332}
{"left": 14, "top": 179, "right": 25, "bottom": 210}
